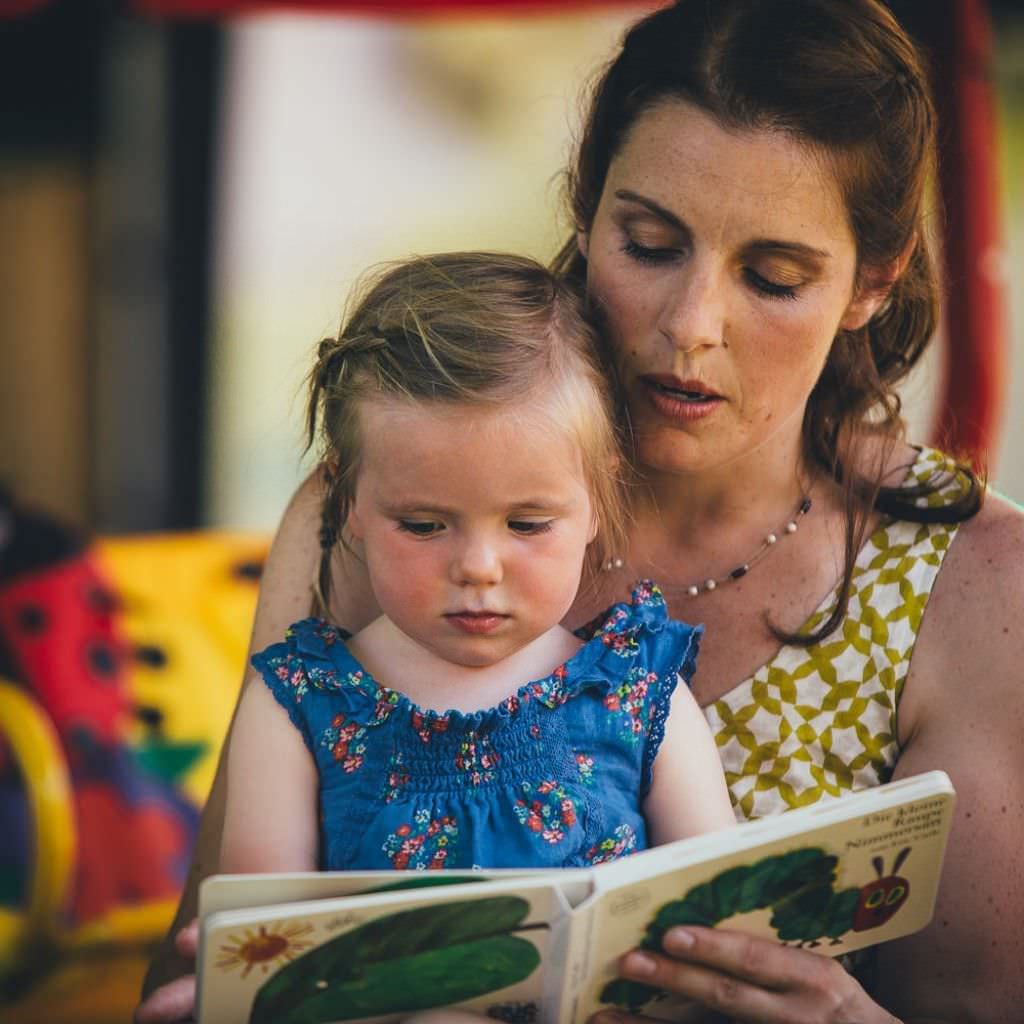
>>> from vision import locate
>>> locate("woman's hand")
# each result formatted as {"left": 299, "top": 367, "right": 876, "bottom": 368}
{"left": 588, "top": 926, "right": 901, "bottom": 1024}
{"left": 133, "top": 918, "right": 200, "bottom": 1024}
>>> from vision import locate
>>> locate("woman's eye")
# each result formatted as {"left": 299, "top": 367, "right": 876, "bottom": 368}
{"left": 397, "top": 520, "right": 443, "bottom": 537}
{"left": 508, "top": 520, "right": 554, "bottom": 536}
{"left": 745, "top": 268, "right": 799, "bottom": 301}
{"left": 622, "top": 239, "right": 679, "bottom": 265}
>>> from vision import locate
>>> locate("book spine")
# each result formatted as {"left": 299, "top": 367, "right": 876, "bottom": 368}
{"left": 557, "top": 901, "right": 595, "bottom": 1024}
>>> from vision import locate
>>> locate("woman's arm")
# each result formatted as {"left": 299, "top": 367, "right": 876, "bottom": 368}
{"left": 591, "top": 495, "right": 1024, "bottom": 1024}
{"left": 869, "top": 493, "right": 1024, "bottom": 1021}
{"left": 136, "top": 469, "right": 379, "bottom": 1020}
{"left": 644, "top": 682, "right": 736, "bottom": 846}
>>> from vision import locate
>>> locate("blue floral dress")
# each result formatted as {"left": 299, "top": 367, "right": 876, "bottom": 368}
{"left": 250, "top": 581, "right": 700, "bottom": 871}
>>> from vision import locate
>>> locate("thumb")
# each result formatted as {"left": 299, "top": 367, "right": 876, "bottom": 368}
{"left": 133, "top": 974, "right": 197, "bottom": 1024}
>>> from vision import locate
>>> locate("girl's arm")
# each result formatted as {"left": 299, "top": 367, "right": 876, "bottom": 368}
{"left": 136, "top": 469, "right": 380, "bottom": 1021}
{"left": 643, "top": 682, "right": 736, "bottom": 846}
{"left": 219, "top": 678, "right": 319, "bottom": 873}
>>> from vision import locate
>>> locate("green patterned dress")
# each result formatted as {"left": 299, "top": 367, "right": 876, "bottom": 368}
{"left": 705, "top": 447, "right": 969, "bottom": 822}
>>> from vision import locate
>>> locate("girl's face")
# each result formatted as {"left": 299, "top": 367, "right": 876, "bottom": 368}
{"left": 581, "top": 99, "right": 885, "bottom": 479}
{"left": 347, "top": 397, "right": 597, "bottom": 669}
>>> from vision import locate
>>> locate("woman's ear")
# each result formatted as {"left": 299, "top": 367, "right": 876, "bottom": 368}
{"left": 840, "top": 235, "right": 917, "bottom": 331}
{"left": 576, "top": 228, "right": 590, "bottom": 261}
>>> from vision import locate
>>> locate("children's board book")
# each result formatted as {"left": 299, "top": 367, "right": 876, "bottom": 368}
{"left": 197, "top": 769, "right": 954, "bottom": 1024}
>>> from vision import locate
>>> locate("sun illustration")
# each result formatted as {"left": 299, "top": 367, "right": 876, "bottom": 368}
{"left": 215, "top": 920, "right": 316, "bottom": 978}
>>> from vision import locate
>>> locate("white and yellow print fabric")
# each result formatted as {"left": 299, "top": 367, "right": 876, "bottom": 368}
{"left": 706, "top": 447, "right": 970, "bottom": 821}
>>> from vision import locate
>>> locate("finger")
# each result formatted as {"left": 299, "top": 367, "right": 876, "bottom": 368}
{"left": 133, "top": 974, "right": 197, "bottom": 1024}
{"left": 660, "top": 926, "right": 819, "bottom": 988}
{"left": 615, "top": 946, "right": 786, "bottom": 1022}
{"left": 174, "top": 917, "right": 200, "bottom": 958}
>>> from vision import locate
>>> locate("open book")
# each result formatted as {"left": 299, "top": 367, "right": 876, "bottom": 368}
{"left": 197, "top": 769, "right": 954, "bottom": 1024}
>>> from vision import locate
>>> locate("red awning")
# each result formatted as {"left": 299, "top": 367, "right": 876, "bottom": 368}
{"left": 1, "top": 0, "right": 653, "bottom": 16}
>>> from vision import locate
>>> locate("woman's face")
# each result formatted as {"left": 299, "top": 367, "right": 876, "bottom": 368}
{"left": 581, "top": 99, "right": 883, "bottom": 479}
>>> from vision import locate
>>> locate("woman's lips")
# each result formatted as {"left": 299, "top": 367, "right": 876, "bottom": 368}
{"left": 642, "top": 375, "right": 724, "bottom": 422}
{"left": 444, "top": 612, "right": 509, "bottom": 634}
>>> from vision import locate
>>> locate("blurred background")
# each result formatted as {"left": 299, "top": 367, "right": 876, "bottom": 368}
{"left": 1, "top": 0, "right": 1022, "bottom": 538}
{"left": 0, "top": 1, "right": 1020, "bottom": 1020}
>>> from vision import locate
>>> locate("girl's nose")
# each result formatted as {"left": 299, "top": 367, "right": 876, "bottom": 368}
{"left": 449, "top": 535, "right": 503, "bottom": 586}
{"left": 657, "top": 261, "right": 726, "bottom": 355}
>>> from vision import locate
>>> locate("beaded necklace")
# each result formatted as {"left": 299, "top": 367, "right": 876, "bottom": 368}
{"left": 602, "top": 496, "right": 813, "bottom": 597}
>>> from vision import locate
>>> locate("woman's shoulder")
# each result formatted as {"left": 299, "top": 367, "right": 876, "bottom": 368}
{"left": 940, "top": 487, "right": 1024, "bottom": 586}
{"left": 902, "top": 485, "right": 1023, "bottom": 734}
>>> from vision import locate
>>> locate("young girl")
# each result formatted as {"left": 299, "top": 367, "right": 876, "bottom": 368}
{"left": 219, "top": 251, "right": 734, "bottom": 876}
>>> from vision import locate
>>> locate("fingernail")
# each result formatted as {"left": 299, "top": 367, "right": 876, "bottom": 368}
{"left": 624, "top": 951, "right": 658, "bottom": 976}
{"left": 664, "top": 927, "right": 696, "bottom": 952}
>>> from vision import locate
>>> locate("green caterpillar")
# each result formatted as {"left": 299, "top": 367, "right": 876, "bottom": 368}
{"left": 601, "top": 845, "right": 911, "bottom": 1015}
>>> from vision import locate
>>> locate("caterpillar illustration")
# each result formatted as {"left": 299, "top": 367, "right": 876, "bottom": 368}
{"left": 602, "top": 845, "right": 912, "bottom": 1015}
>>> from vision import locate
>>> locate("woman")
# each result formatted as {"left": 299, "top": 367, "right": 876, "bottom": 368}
{"left": 136, "top": 1, "right": 1024, "bottom": 1021}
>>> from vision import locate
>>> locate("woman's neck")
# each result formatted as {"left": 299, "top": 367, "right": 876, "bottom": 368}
{"left": 636, "top": 439, "right": 815, "bottom": 533}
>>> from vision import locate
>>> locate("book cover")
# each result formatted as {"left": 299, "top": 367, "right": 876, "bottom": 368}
{"left": 197, "top": 769, "right": 954, "bottom": 1024}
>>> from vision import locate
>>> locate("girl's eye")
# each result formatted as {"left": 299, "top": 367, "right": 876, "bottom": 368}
{"left": 745, "top": 268, "right": 799, "bottom": 301}
{"left": 622, "top": 238, "right": 679, "bottom": 265}
{"left": 508, "top": 520, "right": 554, "bottom": 536}
{"left": 397, "top": 520, "right": 444, "bottom": 537}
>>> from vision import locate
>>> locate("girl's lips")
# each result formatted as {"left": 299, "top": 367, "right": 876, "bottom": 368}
{"left": 641, "top": 376, "right": 724, "bottom": 423}
{"left": 444, "top": 612, "right": 509, "bottom": 635}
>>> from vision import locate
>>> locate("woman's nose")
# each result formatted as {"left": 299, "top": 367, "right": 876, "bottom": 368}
{"left": 449, "top": 535, "right": 503, "bottom": 586}
{"left": 657, "top": 262, "right": 726, "bottom": 354}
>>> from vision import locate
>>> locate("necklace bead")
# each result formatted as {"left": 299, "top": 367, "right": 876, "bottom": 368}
{"left": 602, "top": 495, "right": 813, "bottom": 597}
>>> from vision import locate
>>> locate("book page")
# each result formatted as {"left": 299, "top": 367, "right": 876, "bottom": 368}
{"left": 197, "top": 875, "right": 570, "bottom": 1024}
{"left": 574, "top": 771, "right": 954, "bottom": 1023}
{"left": 201, "top": 867, "right": 595, "bottom": 918}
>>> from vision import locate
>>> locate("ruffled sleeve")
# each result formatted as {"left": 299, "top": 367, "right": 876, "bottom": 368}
{"left": 250, "top": 617, "right": 395, "bottom": 753}
{"left": 573, "top": 581, "right": 703, "bottom": 795}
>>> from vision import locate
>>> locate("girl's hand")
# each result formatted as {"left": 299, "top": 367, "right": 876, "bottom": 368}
{"left": 588, "top": 926, "right": 901, "bottom": 1024}
{"left": 133, "top": 918, "right": 200, "bottom": 1024}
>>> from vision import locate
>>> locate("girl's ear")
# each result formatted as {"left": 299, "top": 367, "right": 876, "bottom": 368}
{"left": 839, "top": 235, "right": 916, "bottom": 331}
{"left": 576, "top": 228, "right": 590, "bottom": 261}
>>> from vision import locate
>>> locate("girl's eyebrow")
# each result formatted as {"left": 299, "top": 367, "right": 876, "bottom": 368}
{"left": 381, "top": 499, "right": 574, "bottom": 515}
{"left": 613, "top": 188, "right": 833, "bottom": 262}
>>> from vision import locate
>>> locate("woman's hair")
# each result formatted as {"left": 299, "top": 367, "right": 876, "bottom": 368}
{"left": 552, "top": 0, "right": 982, "bottom": 644}
{"left": 306, "top": 251, "right": 628, "bottom": 618}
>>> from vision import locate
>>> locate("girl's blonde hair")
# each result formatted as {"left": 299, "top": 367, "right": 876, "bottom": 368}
{"left": 306, "top": 251, "right": 627, "bottom": 618}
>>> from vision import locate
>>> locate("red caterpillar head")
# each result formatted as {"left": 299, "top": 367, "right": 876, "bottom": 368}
{"left": 853, "top": 847, "right": 911, "bottom": 931}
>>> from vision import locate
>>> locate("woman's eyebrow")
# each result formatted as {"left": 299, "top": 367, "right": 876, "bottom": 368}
{"left": 615, "top": 188, "right": 833, "bottom": 263}
{"left": 745, "top": 239, "right": 833, "bottom": 262}
{"left": 614, "top": 189, "right": 686, "bottom": 231}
